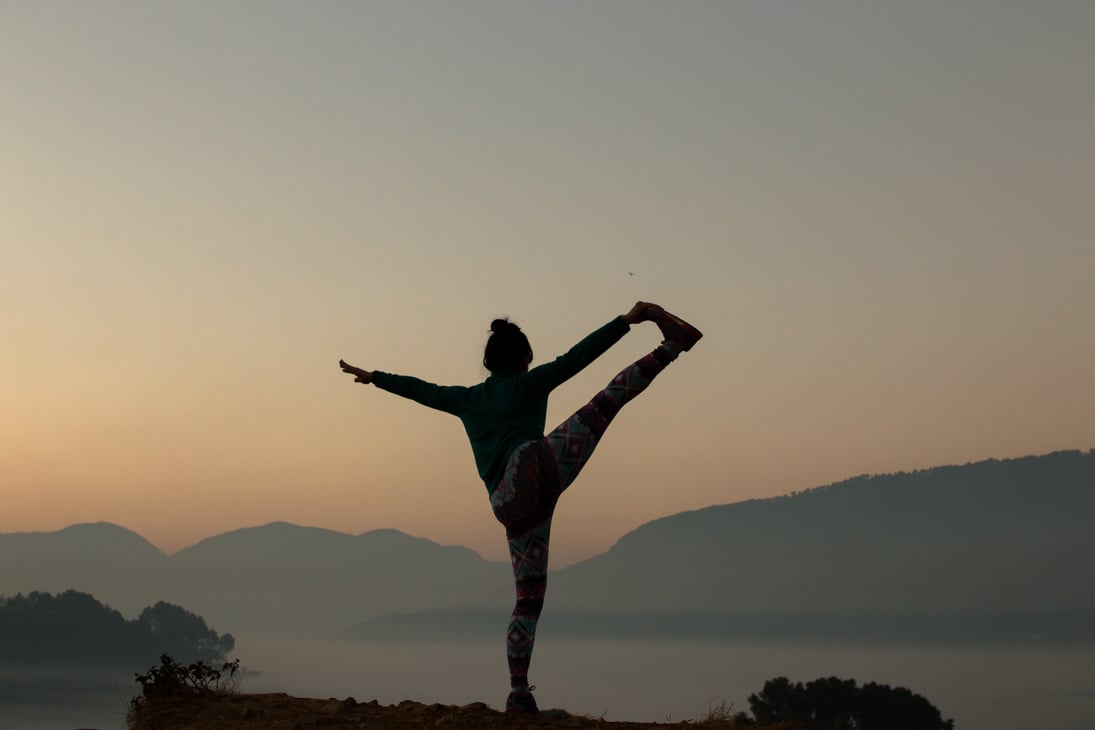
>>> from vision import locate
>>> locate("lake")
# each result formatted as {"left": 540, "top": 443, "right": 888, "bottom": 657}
{"left": 3, "top": 637, "right": 1093, "bottom": 729}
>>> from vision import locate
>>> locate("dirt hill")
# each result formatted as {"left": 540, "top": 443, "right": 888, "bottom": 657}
{"left": 125, "top": 692, "right": 769, "bottom": 729}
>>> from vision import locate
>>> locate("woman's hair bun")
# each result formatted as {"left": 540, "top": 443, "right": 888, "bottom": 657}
{"left": 491, "top": 318, "right": 516, "bottom": 334}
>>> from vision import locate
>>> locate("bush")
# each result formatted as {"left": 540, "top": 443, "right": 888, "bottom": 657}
{"left": 748, "top": 675, "right": 953, "bottom": 730}
{"left": 130, "top": 654, "right": 240, "bottom": 708}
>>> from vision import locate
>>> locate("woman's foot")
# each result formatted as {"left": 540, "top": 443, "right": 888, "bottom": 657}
{"left": 505, "top": 686, "right": 539, "bottom": 714}
{"left": 647, "top": 307, "right": 703, "bottom": 351}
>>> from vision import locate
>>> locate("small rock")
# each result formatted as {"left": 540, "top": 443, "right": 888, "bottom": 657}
{"left": 459, "top": 702, "right": 490, "bottom": 713}
{"left": 322, "top": 698, "right": 356, "bottom": 714}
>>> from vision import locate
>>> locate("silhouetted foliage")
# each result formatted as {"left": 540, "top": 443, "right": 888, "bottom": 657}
{"left": 748, "top": 676, "right": 954, "bottom": 730}
{"left": 0, "top": 590, "right": 233, "bottom": 667}
{"left": 131, "top": 654, "right": 240, "bottom": 706}
{"left": 748, "top": 676, "right": 804, "bottom": 724}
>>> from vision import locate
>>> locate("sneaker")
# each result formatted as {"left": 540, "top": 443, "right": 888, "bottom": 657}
{"left": 505, "top": 686, "right": 539, "bottom": 714}
{"left": 648, "top": 307, "right": 703, "bottom": 351}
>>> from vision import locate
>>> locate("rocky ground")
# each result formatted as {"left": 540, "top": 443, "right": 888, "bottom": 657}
{"left": 124, "top": 692, "right": 771, "bottom": 729}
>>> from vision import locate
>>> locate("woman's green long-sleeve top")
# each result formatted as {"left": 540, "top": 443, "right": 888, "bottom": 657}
{"left": 371, "top": 316, "right": 631, "bottom": 492}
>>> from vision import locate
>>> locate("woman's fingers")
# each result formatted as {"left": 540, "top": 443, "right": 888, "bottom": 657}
{"left": 340, "top": 359, "right": 373, "bottom": 384}
{"left": 340, "top": 359, "right": 364, "bottom": 376}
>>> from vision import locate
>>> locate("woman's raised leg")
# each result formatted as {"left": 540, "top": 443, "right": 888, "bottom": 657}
{"left": 545, "top": 340, "right": 680, "bottom": 492}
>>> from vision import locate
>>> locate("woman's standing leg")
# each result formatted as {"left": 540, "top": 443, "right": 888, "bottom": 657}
{"left": 492, "top": 340, "right": 683, "bottom": 710}
{"left": 503, "top": 511, "right": 552, "bottom": 705}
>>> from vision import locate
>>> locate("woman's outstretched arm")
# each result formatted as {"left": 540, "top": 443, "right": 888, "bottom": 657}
{"left": 339, "top": 359, "right": 465, "bottom": 414}
{"left": 523, "top": 301, "right": 660, "bottom": 392}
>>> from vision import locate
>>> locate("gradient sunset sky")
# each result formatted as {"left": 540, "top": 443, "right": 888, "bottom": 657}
{"left": 3, "top": 1, "right": 1093, "bottom": 566}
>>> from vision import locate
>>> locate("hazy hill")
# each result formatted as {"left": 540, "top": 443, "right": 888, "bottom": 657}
{"left": 161, "top": 522, "right": 511, "bottom": 635}
{"left": 544, "top": 449, "right": 1095, "bottom": 642}
{"left": 0, "top": 522, "right": 169, "bottom": 615}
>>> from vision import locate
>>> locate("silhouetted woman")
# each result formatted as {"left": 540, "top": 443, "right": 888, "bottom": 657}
{"left": 339, "top": 302, "right": 701, "bottom": 714}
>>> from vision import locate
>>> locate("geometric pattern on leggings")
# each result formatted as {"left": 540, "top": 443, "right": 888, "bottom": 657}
{"left": 545, "top": 343, "right": 675, "bottom": 490}
{"left": 491, "top": 344, "right": 677, "bottom": 690}
{"left": 508, "top": 521, "right": 551, "bottom": 583}
{"left": 506, "top": 515, "right": 551, "bottom": 686}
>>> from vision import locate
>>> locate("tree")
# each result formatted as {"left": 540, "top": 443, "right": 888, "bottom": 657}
{"left": 0, "top": 590, "right": 233, "bottom": 667}
{"left": 747, "top": 675, "right": 953, "bottom": 730}
{"left": 748, "top": 676, "right": 804, "bottom": 724}
{"left": 803, "top": 676, "right": 859, "bottom": 729}
{"left": 0, "top": 590, "right": 129, "bottom": 663}
{"left": 857, "top": 681, "right": 954, "bottom": 730}
{"left": 134, "top": 601, "right": 235, "bottom": 664}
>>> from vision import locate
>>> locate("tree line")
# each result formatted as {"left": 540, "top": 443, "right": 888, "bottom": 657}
{"left": 0, "top": 589, "right": 234, "bottom": 667}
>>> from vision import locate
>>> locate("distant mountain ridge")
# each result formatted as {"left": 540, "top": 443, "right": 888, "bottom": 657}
{"left": 554, "top": 449, "right": 1095, "bottom": 610}
{"left": 0, "top": 521, "right": 512, "bottom": 636}
{"left": 2, "top": 449, "right": 1092, "bottom": 643}
{"left": 167, "top": 521, "right": 509, "bottom": 635}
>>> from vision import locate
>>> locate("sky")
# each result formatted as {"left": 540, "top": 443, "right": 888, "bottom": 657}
{"left": 2, "top": 1, "right": 1093, "bottom": 567}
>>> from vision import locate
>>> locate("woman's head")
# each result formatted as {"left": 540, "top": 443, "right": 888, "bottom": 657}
{"left": 484, "top": 318, "right": 532, "bottom": 374}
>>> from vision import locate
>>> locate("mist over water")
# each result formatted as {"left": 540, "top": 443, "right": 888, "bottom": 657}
{"left": 4, "top": 638, "right": 1094, "bottom": 729}
{"left": 0, "top": 665, "right": 133, "bottom": 730}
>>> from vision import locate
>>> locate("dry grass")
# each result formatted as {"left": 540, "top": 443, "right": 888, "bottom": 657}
{"left": 689, "top": 696, "right": 743, "bottom": 726}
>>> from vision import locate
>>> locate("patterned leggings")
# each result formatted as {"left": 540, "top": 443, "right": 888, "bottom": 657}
{"left": 488, "top": 343, "right": 678, "bottom": 689}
